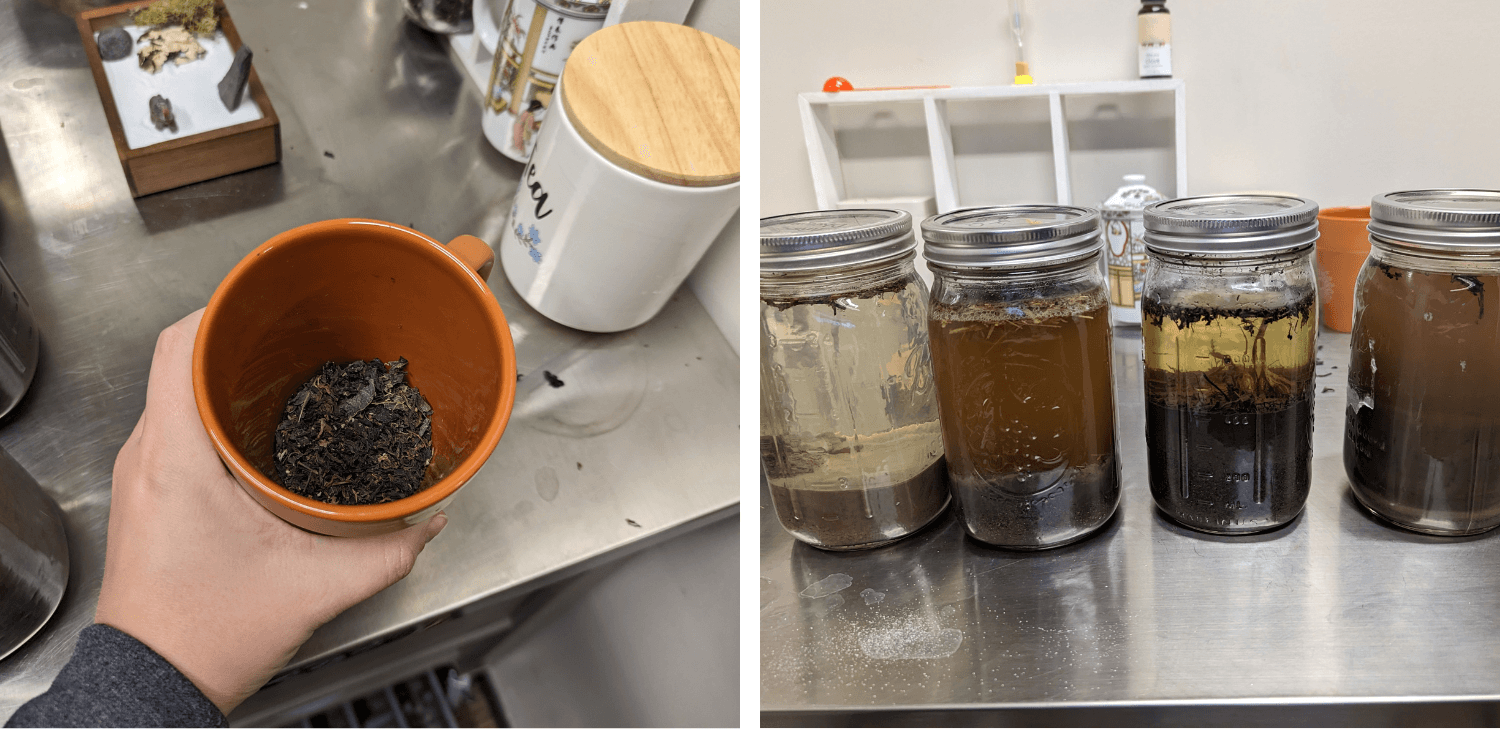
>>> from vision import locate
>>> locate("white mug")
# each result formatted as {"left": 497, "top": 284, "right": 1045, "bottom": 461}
{"left": 499, "top": 79, "right": 740, "bottom": 333}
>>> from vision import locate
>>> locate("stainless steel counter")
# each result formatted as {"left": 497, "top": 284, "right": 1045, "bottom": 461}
{"left": 761, "top": 327, "right": 1500, "bottom": 725}
{"left": 0, "top": 0, "right": 737, "bottom": 722}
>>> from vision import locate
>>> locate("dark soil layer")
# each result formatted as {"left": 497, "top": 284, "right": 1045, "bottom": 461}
{"left": 1147, "top": 398, "right": 1311, "bottom": 533}
{"left": 274, "top": 358, "right": 434, "bottom": 505}
{"left": 766, "top": 458, "right": 950, "bottom": 550}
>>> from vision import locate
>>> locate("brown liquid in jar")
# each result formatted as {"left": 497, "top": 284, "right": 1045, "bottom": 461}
{"left": 1345, "top": 260, "right": 1500, "bottom": 534}
{"left": 928, "top": 292, "right": 1119, "bottom": 548}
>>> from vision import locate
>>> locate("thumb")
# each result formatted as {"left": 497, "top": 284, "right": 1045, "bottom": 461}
{"left": 319, "top": 513, "right": 448, "bottom": 609}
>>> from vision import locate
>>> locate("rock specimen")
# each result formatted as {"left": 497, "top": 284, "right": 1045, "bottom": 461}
{"left": 148, "top": 95, "right": 176, "bottom": 131}
{"left": 96, "top": 27, "right": 132, "bottom": 61}
{"left": 138, "top": 27, "right": 205, "bottom": 73}
{"left": 132, "top": 0, "right": 218, "bottom": 35}
{"left": 274, "top": 358, "right": 435, "bottom": 506}
{"left": 217, "top": 44, "right": 253, "bottom": 111}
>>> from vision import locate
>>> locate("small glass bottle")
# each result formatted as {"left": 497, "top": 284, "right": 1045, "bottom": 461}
{"left": 1346, "top": 190, "right": 1500, "bottom": 535}
{"left": 760, "top": 210, "right": 950, "bottom": 551}
{"left": 1138, "top": 0, "right": 1171, "bottom": 79}
{"left": 1102, "top": 174, "right": 1165, "bottom": 327}
{"left": 1142, "top": 196, "right": 1319, "bottom": 534}
{"left": 923, "top": 206, "right": 1121, "bottom": 549}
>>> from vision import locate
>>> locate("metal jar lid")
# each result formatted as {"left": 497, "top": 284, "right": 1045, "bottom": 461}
{"left": 1368, "top": 189, "right": 1500, "bottom": 251}
{"left": 920, "top": 205, "right": 1101, "bottom": 270}
{"left": 760, "top": 210, "right": 916, "bottom": 274}
{"left": 1143, "top": 195, "right": 1319, "bottom": 256}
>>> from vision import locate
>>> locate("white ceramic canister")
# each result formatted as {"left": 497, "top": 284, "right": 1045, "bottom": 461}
{"left": 481, "top": 0, "right": 609, "bottom": 162}
{"left": 1101, "top": 173, "right": 1164, "bottom": 326}
{"left": 500, "top": 21, "right": 739, "bottom": 333}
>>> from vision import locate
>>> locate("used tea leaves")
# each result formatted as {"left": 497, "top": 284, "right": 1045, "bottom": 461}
{"left": 274, "top": 358, "right": 434, "bottom": 505}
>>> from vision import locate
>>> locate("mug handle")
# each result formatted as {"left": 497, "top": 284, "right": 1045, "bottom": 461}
{"left": 446, "top": 235, "right": 494, "bottom": 281}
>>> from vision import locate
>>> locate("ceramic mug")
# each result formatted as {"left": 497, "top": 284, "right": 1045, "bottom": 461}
{"left": 193, "top": 219, "right": 517, "bottom": 536}
{"left": 499, "top": 78, "right": 740, "bottom": 333}
{"left": 1315, "top": 206, "right": 1372, "bottom": 333}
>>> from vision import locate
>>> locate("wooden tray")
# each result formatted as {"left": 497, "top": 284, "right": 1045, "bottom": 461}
{"left": 76, "top": 0, "right": 281, "bottom": 197}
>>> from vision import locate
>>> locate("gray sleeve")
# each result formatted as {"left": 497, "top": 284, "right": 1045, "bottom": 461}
{"left": 6, "top": 624, "right": 228, "bottom": 728}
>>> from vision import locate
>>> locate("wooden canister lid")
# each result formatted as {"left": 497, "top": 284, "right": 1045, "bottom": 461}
{"left": 561, "top": 21, "right": 739, "bottom": 187}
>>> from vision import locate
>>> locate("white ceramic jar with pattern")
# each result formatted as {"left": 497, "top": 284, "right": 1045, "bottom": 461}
{"left": 498, "top": 21, "right": 739, "bottom": 333}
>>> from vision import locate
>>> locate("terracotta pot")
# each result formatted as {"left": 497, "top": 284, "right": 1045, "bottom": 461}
{"left": 1316, "top": 206, "right": 1372, "bottom": 333}
{"left": 193, "top": 219, "right": 517, "bottom": 536}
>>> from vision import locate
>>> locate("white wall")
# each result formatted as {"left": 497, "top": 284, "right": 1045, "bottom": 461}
{"left": 486, "top": 516, "right": 738, "bottom": 727}
{"left": 762, "top": 0, "right": 1500, "bottom": 216}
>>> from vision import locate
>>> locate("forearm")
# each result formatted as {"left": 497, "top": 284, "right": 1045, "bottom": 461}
{"left": 6, "top": 624, "right": 227, "bottom": 728}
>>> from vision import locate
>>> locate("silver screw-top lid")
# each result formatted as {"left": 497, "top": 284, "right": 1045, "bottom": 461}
{"left": 1143, "top": 195, "right": 1319, "bottom": 255}
{"left": 1368, "top": 189, "right": 1500, "bottom": 250}
{"left": 920, "top": 205, "right": 1101, "bottom": 269}
{"left": 760, "top": 209, "right": 916, "bottom": 273}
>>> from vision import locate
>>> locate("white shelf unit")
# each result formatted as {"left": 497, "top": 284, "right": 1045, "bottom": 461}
{"left": 799, "top": 79, "right": 1187, "bottom": 213}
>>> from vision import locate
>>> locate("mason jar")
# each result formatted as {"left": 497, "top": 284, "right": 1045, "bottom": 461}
{"left": 760, "top": 210, "right": 950, "bottom": 550}
{"left": 1346, "top": 189, "right": 1500, "bottom": 535}
{"left": 1141, "top": 195, "right": 1320, "bottom": 534}
{"left": 922, "top": 206, "right": 1120, "bottom": 549}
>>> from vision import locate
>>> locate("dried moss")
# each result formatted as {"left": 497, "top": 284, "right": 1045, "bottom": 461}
{"left": 133, "top": 0, "right": 219, "bottom": 35}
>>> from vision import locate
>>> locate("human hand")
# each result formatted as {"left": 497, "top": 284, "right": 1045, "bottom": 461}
{"left": 94, "top": 309, "right": 446, "bottom": 715}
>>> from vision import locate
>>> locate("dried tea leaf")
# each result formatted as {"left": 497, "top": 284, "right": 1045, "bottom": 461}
{"left": 274, "top": 358, "right": 435, "bottom": 505}
{"left": 339, "top": 375, "right": 376, "bottom": 417}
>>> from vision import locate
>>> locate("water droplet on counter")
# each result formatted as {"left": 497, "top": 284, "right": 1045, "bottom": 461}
{"left": 800, "top": 573, "right": 853, "bottom": 598}
{"left": 534, "top": 466, "right": 560, "bottom": 502}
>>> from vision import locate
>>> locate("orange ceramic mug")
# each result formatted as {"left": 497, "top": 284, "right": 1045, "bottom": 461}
{"left": 192, "top": 219, "right": 517, "bottom": 536}
{"left": 1315, "top": 206, "right": 1372, "bottom": 333}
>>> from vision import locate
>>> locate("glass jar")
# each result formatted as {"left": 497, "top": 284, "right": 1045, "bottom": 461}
{"left": 1345, "top": 189, "right": 1500, "bottom": 535}
{"left": 1141, "top": 195, "right": 1320, "bottom": 534}
{"left": 760, "top": 210, "right": 950, "bottom": 550}
{"left": 922, "top": 206, "right": 1120, "bottom": 549}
